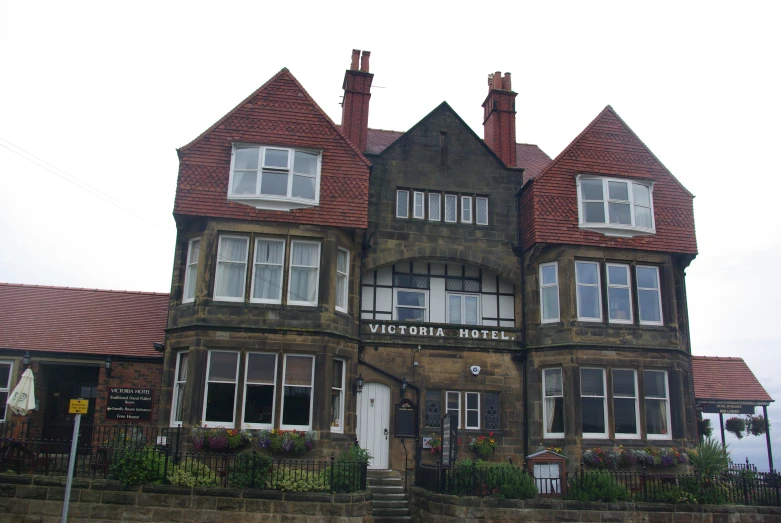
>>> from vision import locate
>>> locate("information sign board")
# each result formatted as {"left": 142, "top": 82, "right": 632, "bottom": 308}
{"left": 106, "top": 387, "right": 154, "bottom": 421}
{"left": 68, "top": 399, "right": 89, "bottom": 414}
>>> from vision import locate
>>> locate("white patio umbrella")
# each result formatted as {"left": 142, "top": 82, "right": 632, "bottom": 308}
{"left": 7, "top": 368, "right": 36, "bottom": 416}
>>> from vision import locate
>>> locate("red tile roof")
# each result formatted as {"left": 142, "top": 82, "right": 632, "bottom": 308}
{"left": 691, "top": 356, "right": 773, "bottom": 403}
{"left": 0, "top": 283, "right": 168, "bottom": 359}
{"left": 175, "top": 69, "right": 371, "bottom": 229}
{"left": 520, "top": 106, "right": 697, "bottom": 255}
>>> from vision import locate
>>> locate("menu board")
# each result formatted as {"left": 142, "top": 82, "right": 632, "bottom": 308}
{"left": 106, "top": 387, "right": 153, "bottom": 421}
{"left": 394, "top": 399, "right": 417, "bottom": 438}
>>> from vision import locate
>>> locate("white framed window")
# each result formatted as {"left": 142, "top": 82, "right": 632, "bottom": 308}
{"left": 539, "top": 262, "right": 560, "bottom": 323}
{"left": 288, "top": 241, "right": 320, "bottom": 306}
{"left": 542, "top": 368, "right": 564, "bottom": 438}
{"left": 336, "top": 248, "right": 350, "bottom": 313}
{"left": 331, "top": 359, "right": 345, "bottom": 433}
{"left": 0, "top": 362, "right": 13, "bottom": 422}
{"left": 250, "top": 238, "right": 285, "bottom": 303}
{"left": 396, "top": 190, "right": 409, "bottom": 218}
{"left": 183, "top": 238, "right": 200, "bottom": 303}
{"left": 243, "top": 353, "right": 277, "bottom": 429}
{"left": 214, "top": 236, "right": 249, "bottom": 302}
{"left": 575, "top": 261, "right": 602, "bottom": 321}
{"left": 446, "top": 391, "right": 461, "bottom": 428}
{"left": 429, "top": 193, "right": 441, "bottom": 221}
{"left": 465, "top": 392, "right": 480, "bottom": 429}
{"left": 202, "top": 351, "right": 240, "bottom": 428}
{"left": 476, "top": 197, "right": 488, "bottom": 226}
{"left": 612, "top": 369, "right": 640, "bottom": 439}
{"left": 577, "top": 175, "right": 655, "bottom": 236}
{"left": 644, "top": 370, "right": 672, "bottom": 440}
{"left": 580, "top": 368, "right": 608, "bottom": 438}
{"left": 461, "top": 196, "right": 473, "bottom": 223}
{"left": 447, "top": 293, "right": 480, "bottom": 325}
{"left": 606, "top": 263, "right": 633, "bottom": 324}
{"left": 445, "top": 194, "right": 457, "bottom": 223}
{"left": 228, "top": 144, "right": 321, "bottom": 210}
{"left": 281, "top": 354, "right": 315, "bottom": 430}
{"left": 413, "top": 191, "right": 425, "bottom": 219}
{"left": 170, "top": 352, "right": 188, "bottom": 427}
{"left": 637, "top": 266, "right": 663, "bottom": 325}
{"left": 393, "top": 289, "right": 428, "bottom": 322}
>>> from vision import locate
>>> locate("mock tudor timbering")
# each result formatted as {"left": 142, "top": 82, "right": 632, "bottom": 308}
{"left": 160, "top": 50, "right": 699, "bottom": 473}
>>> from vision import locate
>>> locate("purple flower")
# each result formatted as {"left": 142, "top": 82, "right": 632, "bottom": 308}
{"left": 259, "top": 438, "right": 271, "bottom": 449}
{"left": 193, "top": 436, "right": 204, "bottom": 450}
{"left": 282, "top": 439, "right": 294, "bottom": 452}
{"left": 209, "top": 436, "right": 228, "bottom": 449}
{"left": 305, "top": 440, "right": 313, "bottom": 450}
{"left": 661, "top": 455, "right": 674, "bottom": 467}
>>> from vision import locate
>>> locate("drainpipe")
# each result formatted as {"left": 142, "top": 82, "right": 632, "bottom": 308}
{"left": 516, "top": 181, "right": 530, "bottom": 461}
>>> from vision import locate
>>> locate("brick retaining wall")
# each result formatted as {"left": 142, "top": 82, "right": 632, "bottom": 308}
{"left": 0, "top": 475, "right": 372, "bottom": 523}
{"left": 410, "top": 487, "right": 781, "bottom": 523}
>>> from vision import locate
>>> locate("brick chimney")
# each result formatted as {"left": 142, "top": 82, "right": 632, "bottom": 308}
{"left": 341, "top": 49, "right": 373, "bottom": 152}
{"left": 482, "top": 72, "right": 517, "bottom": 167}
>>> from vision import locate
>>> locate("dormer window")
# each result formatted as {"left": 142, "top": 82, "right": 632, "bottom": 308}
{"left": 577, "top": 175, "right": 655, "bottom": 237}
{"left": 229, "top": 144, "right": 321, "bottom": 211}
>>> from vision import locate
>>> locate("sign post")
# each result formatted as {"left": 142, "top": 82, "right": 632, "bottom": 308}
{"left": 62, "top": 399, "right": 88, "bottom": 523}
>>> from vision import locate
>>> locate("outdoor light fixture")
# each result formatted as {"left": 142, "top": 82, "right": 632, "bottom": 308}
{"left": 153, "top": 342, "right": 165, "bottom": 352}
{"left": 22, "top": 351, "right": 31, "bottom": 367}
{"left": 355, "top": 374, "right": 365, "bottom": 394}
{"left": 105, "top": 356, "right": 112, "bottom": 377}
{"left": 401, "top": 377, "right": 408, "bottom": 399}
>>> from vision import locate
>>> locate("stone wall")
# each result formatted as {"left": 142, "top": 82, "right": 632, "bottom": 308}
{"left": 0, "top": 475, "right": 372, "bottom": 523}
{"left": 410, "top": 487, "right": 781, "bottom": 523}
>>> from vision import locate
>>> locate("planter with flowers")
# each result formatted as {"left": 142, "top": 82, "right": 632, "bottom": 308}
{"left": 427, "top": 433, "right": 442, "bottom": 454}
{"left": 582, "top": 445, "right": 688, "bottom": 469}
{"left": 258, "top": 429, "right": 318, "bottom": 454}
{"left": 191, "top": 426, "right": 253, "bottom": 451}
{"left": 469, "top": 432, "right": 497, "bottom": 458}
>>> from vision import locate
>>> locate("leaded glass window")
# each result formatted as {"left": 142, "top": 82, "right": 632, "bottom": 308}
{"left": 484, "top": 392, "right": 500, "bottom": 430}
{"left": 425, "top": 390, "right": 441, "bottom": 427}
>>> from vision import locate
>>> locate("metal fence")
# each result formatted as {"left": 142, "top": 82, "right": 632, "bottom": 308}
{"left": 416, "top": 462, "right": 781, "bottom": 507}
{"left": 0, "top": 423, "right": 367, "bottom": 493}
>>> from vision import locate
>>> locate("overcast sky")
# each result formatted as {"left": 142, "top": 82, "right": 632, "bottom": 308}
{"left": 1, "top": 2, "right": 779, "bottom": 469}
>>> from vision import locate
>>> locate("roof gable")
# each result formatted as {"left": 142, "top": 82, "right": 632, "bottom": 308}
{"left": 174, "top": 69, "right": 371, "bottom": 229}
{"left": 691, "top": 356, "right": 773, "bottom": 404}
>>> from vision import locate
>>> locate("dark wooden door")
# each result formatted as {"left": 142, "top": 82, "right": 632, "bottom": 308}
{"left": 41, "top": 365, "right": 100, "bottom": 449}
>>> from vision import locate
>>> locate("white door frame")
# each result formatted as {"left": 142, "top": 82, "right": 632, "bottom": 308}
{"left": 356, "top": 381, "right": 391, "bottom": 469}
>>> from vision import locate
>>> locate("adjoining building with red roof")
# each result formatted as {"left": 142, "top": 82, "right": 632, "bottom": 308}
{"left": 156, "top": 49, "right": 707, "bottom": 476}
{"left": 0, "top": 283, "right": 167, "bottom": 442}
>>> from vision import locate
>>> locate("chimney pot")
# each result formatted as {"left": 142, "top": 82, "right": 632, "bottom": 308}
{"left": 360, "top": 50, "right": 371, "bottom": 72}
{"left": 350, "top": 49, "right": 360, "bottom": 70}
{"left": 341, "top": 49, "right": 374, "bottom": 152}
{"left": 493, "top": 72, "right": 503, "bottom": 90}
{"left": 502, "top": 73, "right": 512, "bottom": 90}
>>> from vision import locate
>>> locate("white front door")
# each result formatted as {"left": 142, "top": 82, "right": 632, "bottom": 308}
{"left": 356, "top": 382, "right": 390, "bottom": 469}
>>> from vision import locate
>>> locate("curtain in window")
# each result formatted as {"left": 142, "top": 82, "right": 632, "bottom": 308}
{"left": 464, "top": 296, "right": 478, "bottom": 324}
{"left": 173, "top": 353, "right": 188, "bottom": 423}
{"left": 290, "top": 243, "right": 318, "bottom": 303}
{"left": 253, "top": 240, "right": 284, "bottom": 300}
{"left": 184, "top": 240, "right": 199, "bottom": 301}
{"left": 544, "top": 369, "right": 562, "bottom": 433}
{"left": 216, "top": 238, "right": 247, "bottom": 298}
{"left": 448, "top": 295, "right": 461, "bottom": 323}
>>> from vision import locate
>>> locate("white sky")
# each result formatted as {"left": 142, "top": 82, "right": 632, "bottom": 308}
{"left": 1, "top": 2, "right": 779, "bottom": 469}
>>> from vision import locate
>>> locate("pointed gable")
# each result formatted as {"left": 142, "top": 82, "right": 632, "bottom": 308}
{"left": 520, "top": 106, "right": 697, "bottom": 254}
{"left": 174, "top": 69, "right": 371, "bottom": 229}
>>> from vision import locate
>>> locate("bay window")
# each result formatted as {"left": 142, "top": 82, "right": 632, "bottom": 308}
{"left": 447, "top": 293, "right": 479, "bottom": 325}
{"left": 580, "top": 368, "right": 608, "bottom": 438}
{"left": 250, "top": 238, "right": 285, "bottom": 303}
{"left": 183, "top": 238, "right": 200, "bottom": 303}
{"left": 214, "top": 236, "right": 249, "bottom": 302}
{"left": 539, "top": 262, "right": 560, "bottom": 323}
{"left": 336, "top": 248, "right": 349, "bottom": 313}
{"left": 281, "top": 355, "right": 315, "bottom": 430}
{"left": 288, "top": 241, "right": 320, "bottom": 306}
{"left": 637, "top": 266, "right": 663, "bottom": 325}
{"left": 542, "top": 368, "right": 564, "bottom": 438}
{"left": 606, "top": 264, "right": 632, "bottom": 324}
{"left": 577, "top": 175, "right": 655, "bottom": 235}
{"left": 229, "top": 145, "right": 321, "bottom": 210}
{"left": 243, "top": 353, "right": 277, "bottom": 429}
{"left": 644, "top": 370, "right": 671, "bottom": 439}
{"left": 203, "top": 351, "right": 240, "bottom": 427}
{"left": 331, "top": 359, "right": 345, "bottom": 432}
{"left": 612, "top": 369, "right": 639, "bottom": 438}
{"left": 576, "top": 261, "right": 602, "bottom": 321}
{"left": 170, "top": 352, "right": 188, "bottom": 427}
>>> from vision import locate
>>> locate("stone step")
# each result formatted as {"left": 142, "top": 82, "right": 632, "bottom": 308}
{"left": 368, "top": 485, "right": 404, "bottom": 493}
{"left": 371, "top": 492, "right": 408, "bottom": 500}
{"left": 373, "top": 500, "right": 409, "bottom": 508}
{"left": 366, "top": 469, "right": 399, "bottom": 478}
{"left": 373, "top": 517, "right": 411, "bottom": 523}
{"left": 374, "top": 507, "right": 411, "bottom": 515}
{"left": 368, "top": 476, "right": 403, "bottom": 485}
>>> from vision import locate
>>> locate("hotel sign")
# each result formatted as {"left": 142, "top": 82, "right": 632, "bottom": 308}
{"left": 366, "top": 323, "right": 516, "bottom": 340}
{"left": 106, "top": 387, "right": 154, "bottom": 421}
{"left": 701, "top": 403, "right": 755, "bottom": 415}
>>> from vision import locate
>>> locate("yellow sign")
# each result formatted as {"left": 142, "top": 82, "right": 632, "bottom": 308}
{"left": 69, "top": 399, "right": 89, "bottom": 414}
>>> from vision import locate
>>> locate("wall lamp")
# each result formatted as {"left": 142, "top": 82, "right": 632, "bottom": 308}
{"left": 105, "top": 356, "right": 112, "bottom": 378}
{"left": 153, "top": 342, "right": 165, "bottom": 352}
{"left": 22, "top": 351, "right": 31, "bottom": 367}
{"left": 355, "top": 374, "right": 365, "bottom": 394}
{"left": 401, "top": 377, "right": 408, "bottom": 399}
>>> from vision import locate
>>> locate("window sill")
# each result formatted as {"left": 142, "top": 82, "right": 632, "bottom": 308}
{"left": 579, "top": 224, "right": 655, "bottom": 238}
{"left": 229, "top": 195, "right": 319, "bottom": 212}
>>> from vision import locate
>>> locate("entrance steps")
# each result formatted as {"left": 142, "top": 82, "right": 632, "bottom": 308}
{"left": 367, "top": 469, "right": 411, "bottom": 522}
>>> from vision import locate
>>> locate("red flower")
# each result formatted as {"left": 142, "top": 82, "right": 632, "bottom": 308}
{"left": 489, "top": 432, "right": 494, "bottom": 437}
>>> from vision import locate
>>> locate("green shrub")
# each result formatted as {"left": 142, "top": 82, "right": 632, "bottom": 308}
{"left": 228, "top": 452, "right": 273, "bottom": 488}
{"left": 167, "top": 458, "right": 218, "bottom": 488}
{"left": 566, "top": 470, "right": 630, "bottom": 502}
{"left": 477, "top": 462, "right": 537, "bottom": 499}
{"left": 332, "top": 444, "right": 371, "bottom": 492}
{"left": 689, "top": 439, "right": 730, "bottom": 479}
{"left": 110, "top": 446, "right": 166, "bottom": 486}
{"left": 679, "top": 476, "right": 730, "bottom": 505}
{"left": 648, "top": 483, "right": 697, "bottom": 504}
{"left": 273, "top": 468, "right": 329, "bottom": 492}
